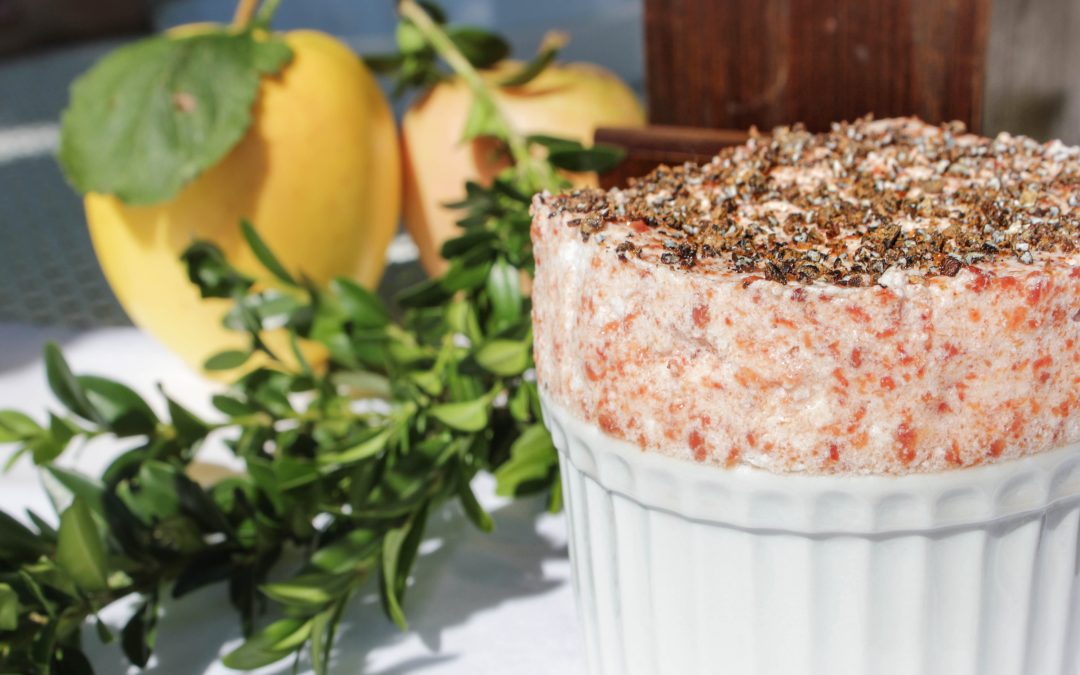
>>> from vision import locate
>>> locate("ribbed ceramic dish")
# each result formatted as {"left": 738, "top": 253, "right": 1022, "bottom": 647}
{"left": 542, "top": 394, "right": 1080, "bottom": 675}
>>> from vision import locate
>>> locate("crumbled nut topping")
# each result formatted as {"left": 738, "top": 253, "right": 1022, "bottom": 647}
{"left": 548, "top": 117, "right": 1080, "bottom": 286}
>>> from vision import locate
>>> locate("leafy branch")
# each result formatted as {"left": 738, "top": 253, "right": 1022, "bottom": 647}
{"left": 0, "top": 196, "right": 559, "bottom": 672}
{"left": 1, "top": 2, "right": 627, "bottom": 673}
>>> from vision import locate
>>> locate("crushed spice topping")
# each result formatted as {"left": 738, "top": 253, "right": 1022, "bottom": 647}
{"left": 547, "top": 117, "right": 1080, "bottom": 287}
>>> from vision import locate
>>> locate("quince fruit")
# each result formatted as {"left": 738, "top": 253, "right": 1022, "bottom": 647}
{"left": 85, "top": 29, "right": 400, "bottom": 373}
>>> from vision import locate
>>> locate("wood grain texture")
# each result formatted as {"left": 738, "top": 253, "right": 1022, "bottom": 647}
{"left": 644, "top": 0, "right": 990, "bottom": 133}
{"left": 595, "top": 125, "right": 749, "bottom": 188}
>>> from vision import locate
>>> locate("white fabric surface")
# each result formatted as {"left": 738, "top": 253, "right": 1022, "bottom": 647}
{"left": 0, "top": 324, "right": 583, "bottom": 675}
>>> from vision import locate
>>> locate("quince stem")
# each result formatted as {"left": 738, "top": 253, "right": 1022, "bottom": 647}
{"left": 232, "top": 0, "right": 260, "bottom": 28}
{"left": 397, "top": 0, "right": 560, "bottom": 193}
{"left": 254, "top": 0, "right": 284, "bottom": 29}
{"left": 233, "top": 0, "right": 283, "bottom": 30}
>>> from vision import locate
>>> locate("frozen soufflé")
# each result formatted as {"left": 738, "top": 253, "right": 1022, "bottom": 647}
{"left": 531, "top": 117, "right": 1080, "bottom": 474}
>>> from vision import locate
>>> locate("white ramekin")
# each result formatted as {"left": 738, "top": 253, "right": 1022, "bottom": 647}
{"left": 541, "top": 394, "right": 1080, "bottom": 675}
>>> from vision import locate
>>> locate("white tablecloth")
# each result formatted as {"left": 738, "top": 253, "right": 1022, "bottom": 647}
{"left": 0, "top": 324, "right": 583, "bottom": 675}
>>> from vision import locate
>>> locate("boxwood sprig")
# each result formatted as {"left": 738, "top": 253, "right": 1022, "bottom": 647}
{"left": 0, "top": 1, "right": 625, "bottom": 672}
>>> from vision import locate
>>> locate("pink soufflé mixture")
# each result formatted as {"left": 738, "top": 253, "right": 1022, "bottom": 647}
{"left": 531, "top": 117, "right": 1080, "bottom": 474}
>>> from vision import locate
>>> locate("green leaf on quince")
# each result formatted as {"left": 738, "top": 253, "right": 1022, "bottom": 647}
{"left": 59, "top": 29, "right": 292, "bottom": 206}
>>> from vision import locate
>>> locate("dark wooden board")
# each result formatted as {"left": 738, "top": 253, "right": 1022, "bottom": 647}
{"left": 644, "top": 0, "right": 990, "bottom": 133}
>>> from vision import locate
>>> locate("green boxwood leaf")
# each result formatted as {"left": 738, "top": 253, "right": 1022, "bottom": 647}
{"left": 0, "top": 510, "right": 52, "bottom": 562}
{"left": 498, "top": 31, "right": 566, "bottom": 87}
{"left": 78, "top": 376, "right": 158, "bottom": 437}
{"left": 164, "top": 394, "right": 210, "bottom": 445}
{"left": 442, "top": 179, "right": 494, "bottom": 209}
{"left": 396, "top": 277, "right": 453, "bottom": 308}
{"left": 440, "top": 231, "right": 497, "bottom": 260}
{"left": 410, "top": 370, "right": 444, "bottom": 397}
{"left": 429, "top": 398, "right": 489, "bottom": 432}
{"left": 245, "top": 457, "right": 283, "bottom": 514}
{"left": 490, "top": 177, "right": 531, "bottom": 203}
{"left": 380, "top": 530, "right": 409, "bottom": 630}
{"left": 59, "top": 30, "right": 293, "bottom": 205}
{"left": 204, "top": 349, "right": 252, "bottom": 372}
{"left": 445, "top": 300, "right": 483, "bottom": 343}
{"left": 319, "top": 428, "right": 392, "bottom": 466}
{"left": 447, "top": 27, "right": 510, "bottom": 69}
{"left": 44, "top": 342, "right": 104, "bottom": 425}
{"left": 45, "top": 466, "right": 105, "bottom": 516}
{"left": 121, "top": 597, "right": 159, "bottom": 668}
{"left": 547, "top": 143, "right": 627, "bottom": 173}
{"left": 0, "top": 410, "right": 41, "bottom": 443}
{"left": 395, "top": 21, "right": 428, "bottom": 54}
{"left": 17, "top": 571, "right": 55, "bottom": 617}
{"left": 270, "top": 619, "right": 313, "bottom": 652}
{"left": 363, "top": 52, "right": 404, "bottom": 74}
{"left": 25, "top": 509, "right": 58, "bottom": 541}
{"left": 309, "top": 605, "right": 338, "bottom": 675}
{"left": 241, "top": 220, "right": 297, "bottom": 285}
{"left": 3, "top": 446, "right": 28, "bottom": 472}
{"left": 182, "top": 241, "right": 255, "bottom": 299}
{"left": 212, "top": 394, "right": 257, "bottom": 417}
{"left": 331, "top": 371, "right": 392, "bottom": 398}
{"left": 24, "top": 557, "right": 79, "bottom": 600}
{"left": 51, "top": 646, "right": 94, "bottom": 675}
{"left": 379, "top": 505, "right": 428, "bottom": 631}
{"left": 224, "top": 291, "right": 303, "bottom": 331}
{"left": 48, "top": 413, "right": 79, "bottom": 449}
{"left": 0, "top": 582, "right": 18, "bottom": 631}
{"left": 331, "top": 278, "right": 390, "bottom": 328}
{"left": 457, "top": 476, "right": 493, "bottom": 533}
{"left": 117, "top": 462, "right": 182, "bottom": 524}
{"left": 442, "top": 259, "right": 493, "bottom": 294}
{"left": 527, "top": 133, "right": 584, "bottom": 154}
{"left": 494, "top": 424, "right": 557, "bottom": 497}
{"left": 311, "top": 528, "right": 379, "bottom": 574}
{"left": 508, "top": 383, "right": 534, "bottom": 422}
{"left": 486, "top": 258, "right": 522, "bottom": 329}
{"left": 273, "top": 457, "right": 319, "bottom": 490}
{"left": 172, "top": 548, "right": 234, "bottom": 599}
{"left": 261, "top": 571, "right": 353, "bottom": 608}
{"left": 56, "top": 497, "right": 109, "bottom": 593}
{"left": 222, "top": 618, "right": 306, "bottom": 670}
{"left": 28, "top": 435, "right": 64, "bottom": 466}
{"left": 31, "top": 620, "right": 59, "bottom": 671}
{"left": 475, "top": 340, "right": 530, "bottom": 376}
{"left": 96, "top": 616, "right": 114, "bottom": 644}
